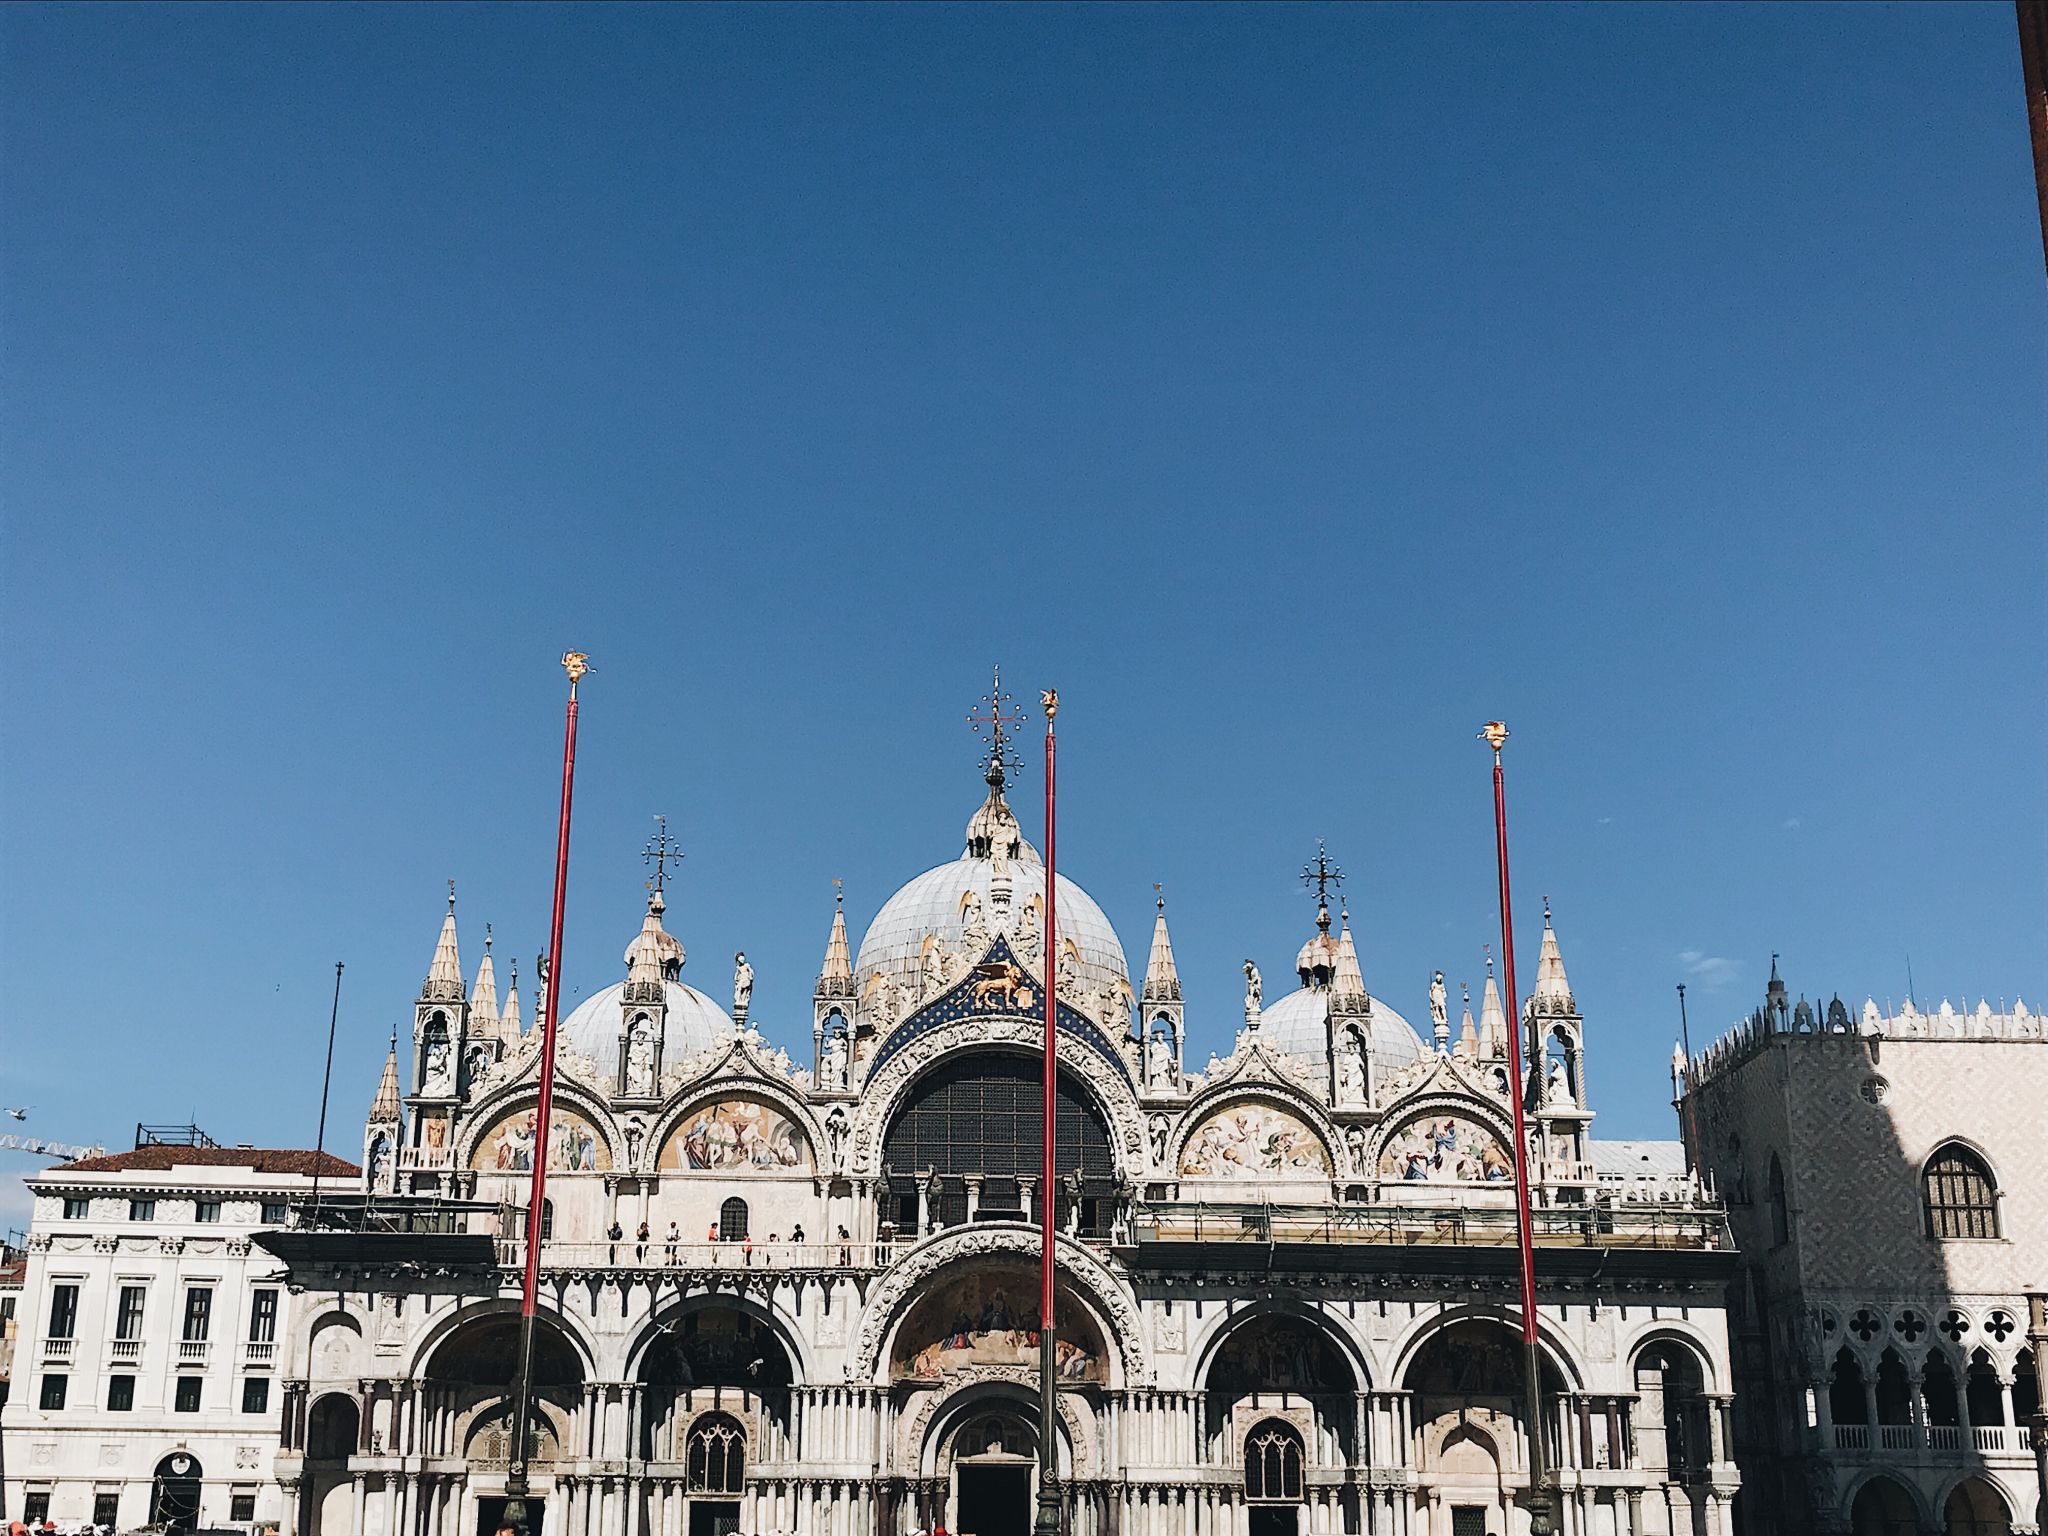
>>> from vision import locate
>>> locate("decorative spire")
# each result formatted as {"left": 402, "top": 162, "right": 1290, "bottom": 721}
{"left": 1531, "top": 900, "right": 1574, "bottom": 1013}
{"left": 502, "top": 957, "right": 523, "bottom": 1036}
{"left": 368, "top": 1029, "right": 402, "bottom": 1124}
{"left": 964, "top": 667, "right": 1035, "bottom": 863}
{"left": 1331, "top": 905, "right": 1368, "bottom": 1008}
{"left": 1142, "top": 885, "right": 1181, "bottom": 1002}
{"left": 422, "top": 883, "right": 464, "bottom": 1002}
{"left": 470, "top": 925, "right": 500, "bottom": 1033}
{"left": 1293, "top": 843, "right": 1345, "bottom": 987}
{"left": 624, "top": 887, "right": 684, "bottom": 998}
{"left": 818, "top": 880, "right": 855, "bottom": 997}
{"left": 1458, "top": 983, "right": 1480, "bottom": 1055}
{"left": 1480, "top": 949, "right": 1508, "bottom": 1058}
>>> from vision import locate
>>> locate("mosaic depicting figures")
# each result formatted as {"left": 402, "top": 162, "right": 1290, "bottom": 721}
{"left": 1178, "top": 1102, "right": 1331, "bottom": 1179}
{"left": 892, "top": 1267, "right": 1106, "bottom": 1384}
{"left": 1377, "top": 1112, "right": 1512, "bottom": 1183}
{"left": 660, "top": 1098, "right": 811, "bottom": 1173}
{"left": 471, "top": 1107, "right": 610, "bottom": 1174}
{"left": 1208, "top": 1315, "right": 1352, "bottom": 1398}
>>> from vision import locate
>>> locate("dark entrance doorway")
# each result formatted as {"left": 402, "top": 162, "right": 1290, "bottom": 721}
{"left": 956, "top": 1464, "right": 1031, "bottom": 1536}
{"left": 150, "top": 1451, "right": 202, "bottom": 1532}
{"left": 1249, "top": 1508, "right": 1299, "bottom": 1536}
{"left": 474, "top": 1495, "right": 546, "bottom": 1536}
{"left": 688, "top": 1501, "right": 741, "bottom": 1536}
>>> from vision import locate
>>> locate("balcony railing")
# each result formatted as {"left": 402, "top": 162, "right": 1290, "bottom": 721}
{"left": 1130, "top": 1198, "right": 1728, "bottom": 1251}
{"left": 398, "top": 1146, "right": 456, "bottom": 1172}
{"left": 177, "top": 1339, "right": 210, "bottom": 1365}
{"left": 1926, "top": 1426, "right": 1961, "bottom": 1451}
{"left": 245, "top": 1341, "right": 277, "bottom": 1367}
{"left": 1833, "top": 1426, "right": 1869, "bottom": 1450}
{"left": 109, "top": 1338, "right": 142, "bottom": 1363}
{"left": 493, "top": 1238, "right": 894, "bottom": 1272}
{"left": 1973, "top": 1426, "right": 2010, "bottom": 1453}
{"left": 1879, "top": 1425, "right": 1919, "bottom": 1451}
{"left": 42, "top": 1337, "right": 75, "bottom": 1363}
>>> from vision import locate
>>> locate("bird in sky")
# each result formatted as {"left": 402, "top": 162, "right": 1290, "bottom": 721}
{"left": 3, "top": 1107, "right": 27, "bottom": 1121}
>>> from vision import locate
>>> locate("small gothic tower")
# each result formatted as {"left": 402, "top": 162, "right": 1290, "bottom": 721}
{"left": 1328, "top": 907, "right": 1372, "bottom": 1107}
{"left": 1528, "top": 902, "right": 1593, "bottom": 1191}
{"left": 408, "top": 887, "right": 470, "bottom": 1171}
{"left": 464, "top": 926, "right": 502, "bottom": 1092}
{"left": 364, "top": 1031, "right": 403, "bottom": 1196}
{"left": 617, "top": 887, "right": 682, "bottom": 1099}
{"left": 814, "top": 885, "right": 856, "bottom": 1092}
{"left": 1138, "top": 888, "right": 1184, "bottom": 1093}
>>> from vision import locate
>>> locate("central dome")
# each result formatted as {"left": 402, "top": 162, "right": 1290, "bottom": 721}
{"left": 854, "top": 771, "right": 1129, "bottom": 1007}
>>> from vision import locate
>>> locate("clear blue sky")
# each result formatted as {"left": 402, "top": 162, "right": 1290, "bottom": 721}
{"left": 3, "top": 4, "right": 2041, "bottom": 1225}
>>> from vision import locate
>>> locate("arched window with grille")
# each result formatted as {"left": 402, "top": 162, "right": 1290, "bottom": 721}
{"left": 719, "top": 1197, "right": 750, "bottom": 1242}
{"left": 1244, "top": 1419, "right": 1304, "bottom": 1503}
{"left": 1924, "top": 1144, "right": 1999, "bottom": 1239}
{"left": 1767, "top": 1153, "right": 1789, "bottom": 1247}
{"left": 685, "top": 1413, "right": 745, "bottom": 1494}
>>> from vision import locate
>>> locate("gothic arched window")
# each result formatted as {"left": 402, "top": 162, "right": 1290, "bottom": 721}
{"left": 1767, "top": 1154, "right": 1789, "bottom": 1247}
{"left": 685, "top": 1413, "right": 745, "bottom": 1494}
{"left": 719, "top": 1197, "right": 749, "bottom": 1242}
{"left": 1924, "top": 1144, "right": 1999, "bottom": 1239}
{"left": 1244, "top": 1419, "right": 1304, "bottom": 1503}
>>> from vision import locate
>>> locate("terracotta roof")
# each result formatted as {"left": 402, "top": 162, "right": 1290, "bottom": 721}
{"left": 52, "top": 1147, "right": 359, "bottom": 1177}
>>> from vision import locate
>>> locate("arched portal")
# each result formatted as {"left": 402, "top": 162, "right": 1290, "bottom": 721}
{"left": 304, "top": 1393, "right": 359, "bottom": 1536}
{"left": 421, "top": 1309, "right": 586, "bottom": 1536}
{"left": 1850, "top": 1475, "right": 1919, "bottom": 1536}
{"left": 915, "top": 1382, "right": 1073, "bottom": 1536}
{"left": 638, "top": 1300, "right": 798, "bottom": 1459}
{"left": 1245, "top": 1417, "right": 1306, "bottom": 1535}
{"left": 881, "top": 1050, "right": 1116, "bottom": 1236}
{"left": 1404, "top": 1319, "right": 1569, "bottom": 1532}
{"left": 1943, "top": 1477, "right": 2012, "bottom": 1535}
{"left": 150, "top": 1451, "right": 204, "bottom": 1533}
{"left": 1200, "top": 1310, "right": 1359, "bottom": 1474}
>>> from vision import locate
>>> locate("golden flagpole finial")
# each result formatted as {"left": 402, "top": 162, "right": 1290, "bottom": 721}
{"left": 562, "top": 651, "right": 591, "bottom": 688}
{"left": 1479, "top": 720, "right": 1509, "bottom": 753}
{"left": 1041, "top": 688, "right": 1059, "bottom": 725}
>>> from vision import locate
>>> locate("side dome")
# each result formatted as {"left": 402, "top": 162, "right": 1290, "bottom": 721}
{"left": 1259, "top": 988, "right": 1427, "bottom": 1079}
{"left": 558, "top": 980, "right": 734, "bottom": 1079}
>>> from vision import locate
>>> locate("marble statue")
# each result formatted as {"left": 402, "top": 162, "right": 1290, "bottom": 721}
{"left": 920, "top": 936, "right": 945, "bottom": 1001}
{"left": 1334, "top": 1029, "right": 1364, "bottom": 1103}
{"left": 1430, "top": 971, "right": 1449, "bottom": 1035}
{"left": 733, "top": 952, "right": 754, "bottom": 1017}
{"left": 1013, "top": 897, "right": 1041, "bottom": 966}
{"left": 1344, "top": 1123, "right": 1367, "bottom": 1169}
{"left": 825, "top": 1105, "right": 850, "bottom": 1168}
{"left": 822, "top": 1028, "right": 850, "bottom": 1091}
{"left": 959, "top": 890, "right": 991, "bottom": 959}
{"left": 624, "top": 1117, "right": 645, "bottom": 1168}
{"left": 1244, "top": 960, "right": 1262, "bottom": 1027}
{"left": 1146, "top": 1027, "right": 1174, "bottom": 1090}
{"left": 1148, "top": 1114, "right": 1170, "bottom": 1165}
{"left": 1547, "top": 1056, "right": 1575, "bottom": 1108}
{"left": 422, "top": 1040, "right": 452, "bottom": 1096}
{"left": 625, "top": 1014, "right": 656, "bottom": 1097}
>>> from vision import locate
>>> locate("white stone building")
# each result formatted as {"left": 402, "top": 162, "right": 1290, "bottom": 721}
{"left": 0, "top": 1133, "right": 356, "bottom": 1531}
{"left": 257, "top": 713, "right": 1739, "bottom": 1536}
{"left": 1677, "top": 967, "right": 2047, "bottom": 1536}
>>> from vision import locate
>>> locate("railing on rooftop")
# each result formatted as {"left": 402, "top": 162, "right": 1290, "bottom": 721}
{"left": 135, "top": 1123, "right": 219, "bottom": 1150}
{"left": 1131, "top": 1197, "right": 1729, "bottom": 1251}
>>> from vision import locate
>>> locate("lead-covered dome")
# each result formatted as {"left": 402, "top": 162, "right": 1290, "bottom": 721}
{"left": 1259, "top": 988, "right": 1428, "bottom": 1078}
{"left": 853, "top": 765, "right": 1129, "bottom": 1005}
{"left": 559, "top": 979, "right": 734, "bottom": 1073}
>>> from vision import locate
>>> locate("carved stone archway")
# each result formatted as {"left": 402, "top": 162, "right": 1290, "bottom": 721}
{"left": 849, "top": 1225, "right": 1148, "bottom": 1386}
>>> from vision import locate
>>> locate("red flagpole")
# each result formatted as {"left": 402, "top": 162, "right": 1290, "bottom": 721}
{"left": 505, "top": 651, "right": 588, "bottom": 1530}
{"left": 1481, "top": 720, "right": 1556, "bottom": 1535}
{"left": 1034, "top": 688, "right": 1062, "bottom": 1536}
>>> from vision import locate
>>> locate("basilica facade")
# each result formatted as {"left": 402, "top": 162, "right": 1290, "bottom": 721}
{"left": 268, "top": 744, "right": 1737, "bottom": 1536}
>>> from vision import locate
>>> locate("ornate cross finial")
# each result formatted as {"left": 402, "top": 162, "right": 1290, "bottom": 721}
{"left": 484, "top": 923, "right": 493, "bottom": 952}
{"left": 1300, "top": 840, "right": 1345, "bottom": 908}
{"left": 643, "top": 814, "right": 683, "bottom": 893}
{"left": 833, "top": 876, "right": 844, "bottom": 909}
{"left": 966, "top": 664, "right": 1025, "bottom": 786}
{"left": 447, "top": 879, "right": 457, "bottom": 913}
{"left": 1154, "top": 881, "right": 1164, "bottom": 914}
